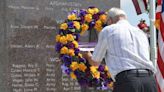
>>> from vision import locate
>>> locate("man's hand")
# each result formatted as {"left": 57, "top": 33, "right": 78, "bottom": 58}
{"left": 81, "top": 51, "right": 92, "bottom": 60}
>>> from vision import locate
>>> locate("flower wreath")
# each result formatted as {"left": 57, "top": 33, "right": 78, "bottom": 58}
{"left": 55, "top": 7, "right": 113, "bottom": 90}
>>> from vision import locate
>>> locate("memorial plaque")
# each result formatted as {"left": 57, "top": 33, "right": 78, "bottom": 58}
{"left": 0, "top": 0, "right": 120, "bottom": 92}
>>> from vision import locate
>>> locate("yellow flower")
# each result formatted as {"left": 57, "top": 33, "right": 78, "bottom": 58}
{"left": 90, "top": 66, "right": 100, "bottom": 78}
{"left": 105, "top": 66, "right": 109, "bottom": 71}
{"left": 94, "top": 26, "right": 102, "bottom": 32}
{"left": 81, "top": 24, "right": 89, "bottom": 32}
{"left": 80, "top": 23, "right": 89, "bottom": 35}
{"left": 70, "top": 72, "right": 77, "bottom": 79}
{"left": 73, "top": 21, "right": 80, "bottom": 30}
{"left": 99, "top": 14, "right": 107, "bottom": 23}
{"left": 79, "top": 63, "right": 87, "bottom": 72}
{"left": 93, "top": 8, "right": 99, "bottom": 14}
{"left": 78, "top": 53, "right": 82, "bottom": 58}
{"left": 94, "top": 20, "right": 103, "bottom": 32}
{"left": 56, "top": 35, "right": 61, "bottom": 42}
{"left": 60, "top": 23, "right": 68, "bottom": 30}
{"left": 107, "top": 72, "right": 111, "bottom": 77}
{"left": 72, "top": 41, "right": 78, "bottom": 48}
{"left": 95, "top": 20, "right": 102, "bottom": 26}
{"left": 70, "top": 62, "right": 79, "bottom": 71}
{"left": 87, "top": 8, "right": 95, "bottom": 15}
{"left": 68, "top": 14, "right": 77, "bottom": 20}
{"left": 108, "top": 82, "right": 113, "bottom": 88}
{"left": 66, "top": 34, "right": 74, "bottom": 42}
{"left": 60, "top": 46, "right": 68, "bottom": 54}
{"left": 84, "top": 14, "right": 92, "bottom": 23}
{"left": 68, "top": 49, "right": 75, "bottom": 56}
{"left": 87, "top": 8, "right": 99, "bottom": 15}
{"left": 90, "top": 66, "right": 98, "bottom": 73}
{"left": 92, "top": 71, "right": 100, "bottom": 79}
{"left": 59, "top": 36, "right": 67, "bottom": 44}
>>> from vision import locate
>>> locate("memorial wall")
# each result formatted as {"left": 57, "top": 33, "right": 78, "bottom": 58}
{"left": 0, "top": 0, "right": 120, "bottom": 92}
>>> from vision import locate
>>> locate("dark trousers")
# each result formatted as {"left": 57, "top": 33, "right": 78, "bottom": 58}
{"left": 113, "top": 69, "right": 158, "bottom": 92}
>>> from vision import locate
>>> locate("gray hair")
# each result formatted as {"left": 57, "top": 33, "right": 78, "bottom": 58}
{"left": 107, "top": 8, "right": 127, "bottom": 20}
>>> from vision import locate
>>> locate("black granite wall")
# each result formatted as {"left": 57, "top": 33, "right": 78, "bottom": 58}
{"left": 0, "top": 0, "right": 120, "bottom": 92}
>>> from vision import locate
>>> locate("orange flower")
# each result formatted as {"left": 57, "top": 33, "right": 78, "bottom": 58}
{"left": 99, "top": 14, "right": 107, "bottom": 23}
{"left": 84, "top": 14, "right": 92, "bottom": 23}
{"left": 70, "top": 62, "right": 79, "bottom": 71}
{"left": 68, "top": 49, "right": 75, "bottom": 56}
{"left": 94, "top": 20, "right": 103, "bottom": 32}
{"left": 81, "top": 24, "right": 89, "bottom": 32}
{"left": 70, "top": 72, "right": 77, "bottom": 79}
{"left": 59, "top": 36, "right": 67, "bottom": 44}
{"left": 79, "top": 63, "right": 87, "bottom": 72}
{"left": 66, "top": 34, "right": 74, "bottom": 42}
{"left": 60, "top": 46, "right": 68, "bottom": 54}
{"left": 94, "top": 26, "right": 102, "bottom": 32}
{"left": 95, "top": 20, "right": 102, "bottom": 26}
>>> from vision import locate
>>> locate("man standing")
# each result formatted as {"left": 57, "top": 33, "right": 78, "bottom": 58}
{"left": 83, "top": 8, "right": 157, "bottom": 92}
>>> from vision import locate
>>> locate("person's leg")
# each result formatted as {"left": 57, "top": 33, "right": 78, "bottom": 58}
{"left": 141, "top": 75, "right": 158, "bottom": 92}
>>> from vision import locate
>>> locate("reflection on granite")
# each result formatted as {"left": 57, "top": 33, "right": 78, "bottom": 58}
{"left": 0, "top": 0, "right": 120, "bottom": 92}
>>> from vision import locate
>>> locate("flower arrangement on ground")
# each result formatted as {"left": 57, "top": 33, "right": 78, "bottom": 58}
{"left": 55, "top": 6, "right": 113, "bottom": 90}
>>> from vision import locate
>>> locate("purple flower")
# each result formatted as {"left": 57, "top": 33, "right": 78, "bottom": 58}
{"left": 100, "top": 73, "right": 107, "bottom": 79}
{"left": 97, "top": 85, "right": 108, "bottom": 90}
{"left": 79, "top": 9, "right": 87, "bottom": 16}
{"left": 93, "top": 14, "right": 99, "bottom": 20}
{"left": 67, "top": 22, "right": 74, "bottom": 29}
{"left": 65, "top": 68, "right": 72, "bottom": 75}
{"left": 74, "top": 70, "right": 81, "bottom": 78}
{"left": 55, "top": 43, "right": 63, "bottom": 52}
{"left": 61, "top": 64, "right": 69, "bottom": 74}
{"left": 80, "top": 16, "right": 85, "bottom": 24}
{"left": 61, "top": 64, "right": 72, "bottom": 75}
{"left": 106, "top": 78, "right": 113, "bottom": 83}
{"left": 67, "top": 42, "right": 75, "bottom": 49}
{"left": 64, "top": 61, "right": 72, "bottom": 67}
{"left": 93, "top": 78, "right": 100, "bottom": 84}
{"left": 61, "top": 55, "right": 72, "bottom": 62}
{"left": 79, "top": 58, "right": 86, "bottom": 64}
{"left": 70, "top": 10, "right": 78, "bottom": 15}
{"left": 74, "top": 48, "right": 80, "bottom": 55}
{"left": 98, "top": 65, "right": 105, "bottom": 72}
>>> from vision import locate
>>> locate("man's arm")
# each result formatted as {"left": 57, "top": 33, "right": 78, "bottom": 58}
{"left": 82, "top": 51, "right": 101, "bottom": 66}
